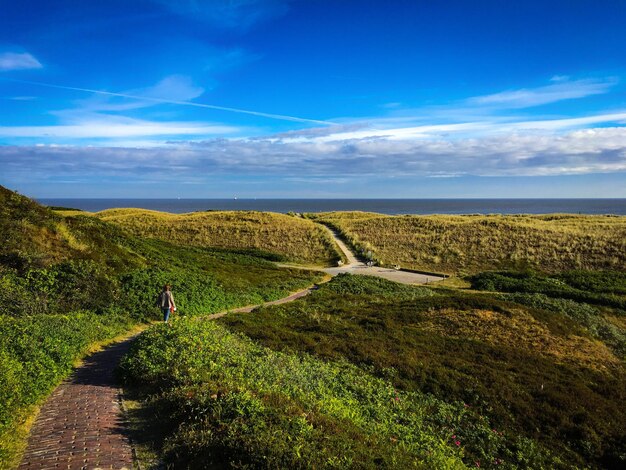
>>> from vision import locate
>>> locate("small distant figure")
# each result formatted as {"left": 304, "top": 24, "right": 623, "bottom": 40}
{"left": 157, "top": 284, "right": 177, "bottom": 323}
{"left": 393, "top": 264, "right": 401, "bottom": 270}
{"left": 366, "top": 260, "right": 374, "bottom": 267}
{"left": 337, "top": 260, "right": 344, "bottom": 267}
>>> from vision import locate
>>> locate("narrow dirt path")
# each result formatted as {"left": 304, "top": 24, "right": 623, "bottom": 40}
{"left": 19, "top": 338, "right": 136, "bottom": 470}
{"left": 205, "top": 278, "right": 331, "bottom": 320}
{"left": 322, "top": 225, "right": 360, "bottom": 266}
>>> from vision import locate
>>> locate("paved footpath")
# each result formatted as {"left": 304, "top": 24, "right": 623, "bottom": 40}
{"left": 19, "top": 339, "right": 135, "bottom": 470}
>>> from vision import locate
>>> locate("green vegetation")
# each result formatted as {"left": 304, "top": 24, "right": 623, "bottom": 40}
{"left": 309, "top": 212, "right": 626, "bottom": 275}
{"left": 470, "top": 270, "right": 626, "bottom": 310}
{"left": 120, "top": 318, "right": 558, "bottom": 469}
{"left": 0, "top": 186, "right": 321, "bottom": 468}
{"left": 220, "top": 274, "right": 626, "bottom": 468}
{"left": 5, "top": 186, "right": 626, "bottom": 469}
{"left": 0, "top": 313, "right": 133, "bottom": 462}
{"left": 96, "top": 208, "right": 343, "bottom": 265}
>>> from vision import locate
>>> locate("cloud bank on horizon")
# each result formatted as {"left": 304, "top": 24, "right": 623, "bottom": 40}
{"left": 1, "top": 0, "right": 626, "bottom": 197}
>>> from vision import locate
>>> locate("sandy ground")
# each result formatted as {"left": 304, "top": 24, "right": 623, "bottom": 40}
{"left": 321, "top": 225, "right": 445, "bottom": 285}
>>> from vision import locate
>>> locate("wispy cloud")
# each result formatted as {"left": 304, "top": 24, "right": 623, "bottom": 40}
{"left": 68, "top": 75, "right": 206, "bottom": 113}
{"left": 3, "top": 96, "right": 37, "bottom": 101}
{"left": 0, "top": 52, "right": 42, "bottom": 71}
{"left": 0, "top": 116, "right": 239, "bottom": 140}
{"left": 7, "top": 77, "right": 332, "bottom": 126}
{"left": 465, "top": 77, "right": 617, "bottom": 109}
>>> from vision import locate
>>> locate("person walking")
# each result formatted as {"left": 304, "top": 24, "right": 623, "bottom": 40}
{"left": 157, "top": 284, "right": 176, "bottom": 323}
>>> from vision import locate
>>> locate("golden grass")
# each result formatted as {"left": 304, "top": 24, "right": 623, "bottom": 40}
{"left": 419, "top": 308, "right": 621, "bottom": 372}
{"left": 97, "top": 209, "right": 342, "bottom": 265}
{"left": 311, "top": 212, "right": 626, "bottom": 275}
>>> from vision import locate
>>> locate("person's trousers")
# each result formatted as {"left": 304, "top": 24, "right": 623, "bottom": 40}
{"left": 162, "top": 307, "right": 170, "bottom": 322}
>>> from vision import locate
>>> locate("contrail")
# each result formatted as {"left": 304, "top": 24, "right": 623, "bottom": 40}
{"left": 1, "top": 78, "right": 333, "bottom": 126}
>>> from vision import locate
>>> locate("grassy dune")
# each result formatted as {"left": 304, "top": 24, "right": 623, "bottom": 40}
{"left": 121, "top": 317, "right": 555, "bottom": 469}
{"left": 96, "top": 208, "right": 342, "bottom": 265}
{"left": 310, "top": 212, "right": 626, "bottom": 275}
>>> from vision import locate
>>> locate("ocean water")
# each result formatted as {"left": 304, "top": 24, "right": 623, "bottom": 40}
{"left": 38, "top": 198, "right": 626, "bottom": 215}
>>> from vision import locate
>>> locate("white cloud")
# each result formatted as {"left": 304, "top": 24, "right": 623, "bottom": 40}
{"left": 67, "top": 74, "right": 206, "bottom": 113}
{"left": 0, "top": 52, "right": 42, "bottom": 71}
{"left": 466, "top": 77, "right": 617, "bottom": 108}
{"left": 0, "top": 116, "right": 240, "bottom": 139}
{"left": 3, "top": 126, "right": 626, "bottom": 180}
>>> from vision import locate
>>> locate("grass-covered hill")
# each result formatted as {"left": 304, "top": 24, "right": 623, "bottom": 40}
{"left": 0, "top": 185, "right": 143, "bottom": 272}
{"left": 309, "top": 212, "right": 626, "bottom": 275}
{"left": 0, "top": 186, "right": 321, "bottom": 468}
{"left": 218, "top": 274, "right": 626, "bottom": 468}
{"left": 94, "top": 208, "right": 342, "bottom": 266}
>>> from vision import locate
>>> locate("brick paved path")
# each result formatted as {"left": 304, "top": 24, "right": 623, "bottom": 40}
{"left": 19, "top": 339, "right": 135, "bottom": 470}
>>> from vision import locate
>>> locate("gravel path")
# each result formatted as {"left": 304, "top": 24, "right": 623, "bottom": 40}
{"left": 320, "top": 225, "right": 445, "bottom": 285}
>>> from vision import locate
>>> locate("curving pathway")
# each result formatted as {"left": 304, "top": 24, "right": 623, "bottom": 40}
{"left": 320, "top": 225, "right": 446, "bottom": 285}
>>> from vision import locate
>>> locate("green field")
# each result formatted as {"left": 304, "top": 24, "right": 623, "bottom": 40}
{"left": 309, "top": 212, "right": 626, "bottom": 275}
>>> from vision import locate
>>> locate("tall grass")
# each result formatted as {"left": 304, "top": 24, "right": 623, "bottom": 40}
{"left": 97, "top": 209, "right": 342, "bottom": 265}
{"left": 310, "top": 212, "right": 626, "bottom": 275}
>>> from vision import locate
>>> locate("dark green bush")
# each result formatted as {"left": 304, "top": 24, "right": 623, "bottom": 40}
{"left": 470, "top": 270, "right": 626, "bottom": 310}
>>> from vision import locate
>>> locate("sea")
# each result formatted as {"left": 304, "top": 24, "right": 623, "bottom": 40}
{"left": 38, "top": 198, "right": 626, "bottom": 215}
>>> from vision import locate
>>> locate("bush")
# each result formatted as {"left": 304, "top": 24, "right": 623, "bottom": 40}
{"left": 499, "top": 293, "right": 626, "bottom": 358}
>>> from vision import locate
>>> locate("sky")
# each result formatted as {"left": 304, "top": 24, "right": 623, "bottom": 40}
{"left": 1, "top": 0, "right": 626, "bottom": 198}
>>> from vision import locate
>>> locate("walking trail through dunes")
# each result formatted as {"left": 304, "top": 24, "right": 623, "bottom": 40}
{"left": 16, "top": 226, "right": 442, "bottom": 469}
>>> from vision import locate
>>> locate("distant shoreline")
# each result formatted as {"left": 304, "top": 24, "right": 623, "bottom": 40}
{"left": 38, "top": 198, "right": 626, "bottom": 215}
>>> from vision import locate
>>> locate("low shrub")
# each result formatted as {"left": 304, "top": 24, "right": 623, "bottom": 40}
{"left": 221, "top": 275, "right": 626, "bottom": 468}
{"left": 120, "top": 319, "right": 559, "bottom": 469}
{"left": 499, "top": 293, "right": 626, "bottom": 358}
{"left": 470, "top": 270, "right": 626, "bottom": 310}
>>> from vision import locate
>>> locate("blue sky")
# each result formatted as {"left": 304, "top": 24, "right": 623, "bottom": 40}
{"left": 1, "top": 0, "right": 626, "bottom": 198}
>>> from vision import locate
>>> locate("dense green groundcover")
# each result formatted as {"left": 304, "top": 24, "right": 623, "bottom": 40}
{"left": 221, "top": 274, "right": 626, "bottom": 469}
{"left": 120, "top": 319, "right": 558, "bottom": 469}
{"left": 0, "top": 312, "right": 133, "bottom": 436}
{"left": 0, "top": 186, "right": 322, "bottom": 467}
{"left": 470, "top": 270, "right": 626, "bottom": 310}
